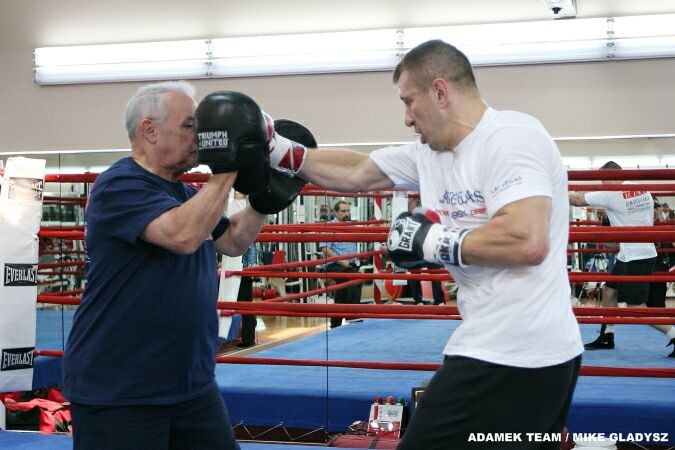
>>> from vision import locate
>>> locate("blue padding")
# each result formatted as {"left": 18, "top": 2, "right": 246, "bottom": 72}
{"left": 0, "top": 431, "right": 365, "bottom": 450}
{"left": 33, "top": 309, "right": 74, "bottom": 389}
{"left": 0, "top": 430, "right": 73, "bottom": 449}
{"left": 216, "top": 319, "right": 675, "bottom": 441}
{"left": 35, "top": 309, "right": 74, "bottom": 351}
{"left": 216, "top": 320, "right": 441, "bottom": 431}
{"left": 29, "top": 310, "right": 675, "bottom": 444}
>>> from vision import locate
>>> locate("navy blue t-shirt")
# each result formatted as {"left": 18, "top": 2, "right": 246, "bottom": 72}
{"left": 62, "top": 157, "right": 230, "bottom": 405}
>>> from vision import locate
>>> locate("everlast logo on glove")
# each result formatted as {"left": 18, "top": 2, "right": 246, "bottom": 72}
{"left": 387, "top": 218, "right": 420, "bottom": 252}
{"left": 8, "top": 177, "right": 44, "bottom": 201}
{"left": 197, "top": 130, "right": 230, "bottom": 150}
{"left": 4, "top": 263, "right": 38, "bottom": 286}
{"left": 1, "top": 347, "right": 34, "bottom": 371}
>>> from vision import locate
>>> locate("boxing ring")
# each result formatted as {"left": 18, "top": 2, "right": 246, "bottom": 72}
{"left": 6, "top": 168, "right": 675, "bottom": 448}
{"left": 30, "top": 308, "right": 675, "bottom": 441}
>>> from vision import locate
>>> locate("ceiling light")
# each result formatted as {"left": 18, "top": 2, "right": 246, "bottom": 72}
{"left": 32, "top": 14, "right": 675, "bottom": 85}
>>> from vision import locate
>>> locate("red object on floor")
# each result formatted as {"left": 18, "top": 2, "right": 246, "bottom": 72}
{"left": 2, "top": 396, "right": 71, "bottom": 433}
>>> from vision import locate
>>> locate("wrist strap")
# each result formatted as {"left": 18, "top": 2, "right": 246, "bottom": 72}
{"left": 272, "top": 134, "right": 307, "bottom": 176}
{"left": 424, "top": 225, "right": 471, "bottom": 266}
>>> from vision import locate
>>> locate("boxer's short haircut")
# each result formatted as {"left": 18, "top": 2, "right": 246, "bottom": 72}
{"left": 393, "top": 39, "right": 476, "bottom": 91}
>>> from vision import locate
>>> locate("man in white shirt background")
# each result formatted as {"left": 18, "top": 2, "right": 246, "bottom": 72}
{"left": 569, "top": 160, "right": 675, "bottom": 357}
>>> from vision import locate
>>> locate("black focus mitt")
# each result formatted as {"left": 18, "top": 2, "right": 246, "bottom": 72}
{"left": 195, "top": 90, "right": 270, "bottom": 194}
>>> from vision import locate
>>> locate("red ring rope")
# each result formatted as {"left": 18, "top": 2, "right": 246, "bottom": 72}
{"left": 242, "top": 249, "right": 385, "bottom": 273}
{"left": 35, "top": 170, "right": 675, "bottom": 391}
{"left": 38, "top": 261, "right": 85, "bottom": 269}
{"left": 30, "top": 350, "right": 674, "bottom": 379}
{"left": 42, "top": 168, "right": 675, "bottom": 184}
{"left": 262, "top": 279, "right": 365, "bottom": 303}
{"left": 36, "top": 294, "right": 675, "bottom": 321}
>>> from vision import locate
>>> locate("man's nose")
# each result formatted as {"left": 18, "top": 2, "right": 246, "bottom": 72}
{"left": 404, "top": 112, "right": 414, "bottom": 128}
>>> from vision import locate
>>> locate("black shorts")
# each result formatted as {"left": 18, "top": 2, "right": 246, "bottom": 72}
{"left": 397, "top": 355, "right": 581, "bottom": 450}
{"left": 70, "top": 384, "right": 240, "bottom": 450}
{"left": 605, "top": 257, "right": 657, "bottom": 305}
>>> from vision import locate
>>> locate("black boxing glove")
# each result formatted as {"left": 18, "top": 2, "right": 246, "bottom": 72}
{"left": 249, "top": 171, "right": 306, "bottom": 214}
{"left": 387, "top": 208, "right": 471, "bottom": 269}
{"left": 195, "top": 91, "right": 270, "bottom": 193}
{"left": 248, "top": 119, "right": 316, "bottom": 214}
{"left": 233, "top": 161, "right": 270, "bottom": 196}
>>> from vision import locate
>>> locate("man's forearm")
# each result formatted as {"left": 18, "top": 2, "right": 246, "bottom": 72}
{"left": 141, "top": 173, "right": 236, "bottom": 254}
{"left": 299, "top": 149, "right": 367, "bottom": 191}
{"left": 300, "top": 149, "right": 393, "bottom": 193}
{"left": 216, "top": 206, "right": 266, "bottom": 256}
{"left": 323, "top": 247, "right": 349, "bottom": 267}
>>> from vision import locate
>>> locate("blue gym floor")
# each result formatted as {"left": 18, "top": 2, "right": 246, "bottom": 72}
{"left": 0, "top": 431, "right": 352, "bottom": 450}
{"left": 24, "top": 309, "right": 675, "bottom": 447}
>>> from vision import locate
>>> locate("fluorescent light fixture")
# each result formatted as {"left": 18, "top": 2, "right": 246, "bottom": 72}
{"left": 35, "top": 60, "right": 211, "bottom": 85}
{"left": 34, "top": 40, "right": 211, "bottom": 85}
{"left": 404, "top": 19, "right": 606, "bottom": 47}
{"left": 33, "top": 14, "right": 675, "bottom": 85}
{"left": 210, "top": 51, "right": 399, "bottom": 77}
{"left": 462, "top": 40, "right": 607, "bottom": 66}
{"left": 212, "top": 30, "right": 399, "bottom": 58}
{"left": 613, "top": 14, "right": 675, "bottom": 38}
{"left": 34, "top": 40, "right": 207, "bottom": 66}
{"left": 210, "top": 29, "right": 401, "bottom": 76}
{"left": 611, "top": 14, "right": 675, "bottom": 60}
{"left": 404, "top": 19, "right": 609, "bottom": 65}
{"left": 613, "top": 36, "right": 675, "bottom": 60}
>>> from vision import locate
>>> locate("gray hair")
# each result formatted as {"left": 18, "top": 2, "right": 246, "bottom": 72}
{"left": 123, "top": 81, "right": 196, "bottom": 140}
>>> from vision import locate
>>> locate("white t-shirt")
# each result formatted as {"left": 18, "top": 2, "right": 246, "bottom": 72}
{"left": 584, "top": 187, "right": 656, "bottom": 262}
{"left": 370, "top": 107, "right": 583, "bottom": 368}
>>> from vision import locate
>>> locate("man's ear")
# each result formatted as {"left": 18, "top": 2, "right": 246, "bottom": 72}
{"left": 139, "top": 118, "right": 158, "bottom": 144}
{"left": 431, "top": 78, "right": 450, "bottom": 107}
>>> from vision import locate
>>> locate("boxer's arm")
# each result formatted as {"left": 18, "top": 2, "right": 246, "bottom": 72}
{"left": 263, "top": 112, "right": 394, "bottom": 192}
{"left": 460, "top": 196, "right": 551, "bottom": 267}
{"left": 568, "top": 192, "right": 588, "bottom": 206}
{"left": 141, "top": 173, "right": 236, "bottom": 254}
{"left": 214, "top": 206, "right": 266, "bottom": 256}
{"left": 300, "top": 149, "right": 395, "bottom": 192}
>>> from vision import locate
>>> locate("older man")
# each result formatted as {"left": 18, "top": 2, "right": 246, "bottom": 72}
{"left": 62, "top": 81, "right": 270, "bottom": 450}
